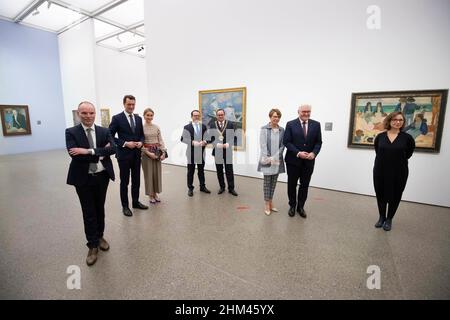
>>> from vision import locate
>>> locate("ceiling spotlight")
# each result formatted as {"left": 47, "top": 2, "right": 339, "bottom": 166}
{"left": 138, "top": 46, "right": 144, "bottom": 52}
{"left": 116, "top": 35, "right": 121, "bottom": 42}
{"left": 32, "top": 9, "right": 40, "bottom": 16}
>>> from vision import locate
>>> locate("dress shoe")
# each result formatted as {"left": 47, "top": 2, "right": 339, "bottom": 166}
{"left": 383, "top": 219, "right": 392, "bottom": 231}
{"left": 123, "top": 207, "right": 133, "bottom": 217}
{"left": 86, "top": 248, "right": 98, "bottom": 266}
{"left": 200, "top": 187, "right": 211, "bottom": 194}
{"left": 188, "top": 189, "right": 193, "bottom": 197}
{"left": 132, "top": 201, "right": 149, "bottom": 210}
{"left": 375, "top": 217, "right": 386, "bottom": 228}
{"left": 218, "top": 188, "right": 225, "bottom": 194}
{"left": 288, "top": 207, "right": 296, "bottom": 217}
{"left": 297, "top": 207, "right": 307, "bottom": 218}
{"left": 229, "top": 190, "right": 238, "bottom": 196}
{"left": 99, "top": 238, "right": 110, "bottom": 251}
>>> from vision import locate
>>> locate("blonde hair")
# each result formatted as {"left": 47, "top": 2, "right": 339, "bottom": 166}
{"left": 143, "top": 108, "right": 154, "bottom": 116}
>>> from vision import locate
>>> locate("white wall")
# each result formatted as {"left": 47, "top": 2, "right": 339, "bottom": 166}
{"left": 58, "top": 19, "right": 97, "bottom": 128}
{"left": 145, "top": 0, "right": 450, "bottom": 206}
{"left": 94, "top": 46, "right": 149, "bottom": 117}
{"left": 58, "top": 19, "right": 149, "bottom": 127}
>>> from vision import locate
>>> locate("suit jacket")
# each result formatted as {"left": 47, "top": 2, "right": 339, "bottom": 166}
{"left": 208, "top": 120, "right": 238, "bottom": 164}
{"left": 66, "top": 124, "right": 116, "bottom": 186}
{"left": 109, "top": 112, "right": 144, "bottom": 160}
{"left": 181, "top": 122, "right": 209, "bottom": 164}
{"left": 257, "top": 124, "right": 285, "bottom": 174}
{"left": 283, "top": 118, "right": 322, "bottom": 166}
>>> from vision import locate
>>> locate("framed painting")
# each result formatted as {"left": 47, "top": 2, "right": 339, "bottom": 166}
{"left": 348, "top": 89, "right": 448, "bottom": 152}
{"left": 100, "top": 108, "right": 111, "bottom": 127}
{"left": 72, "top": 110, "right": 81, "bottom": 126}
{"left": 0, "top": 105, "right": 32, "bottom": 136}
{"left": 199, "top": 87, "right": 246, "bottom": 151}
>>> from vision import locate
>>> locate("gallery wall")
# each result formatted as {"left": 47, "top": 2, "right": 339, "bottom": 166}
{"left": 0, "top": 19, "right": 66, "bottom": 155}
{"left": 145, "top": 0, "right": 450, "bottom": 206}
{"left": 58, "top": 18, "right": 149, "bottom": 128}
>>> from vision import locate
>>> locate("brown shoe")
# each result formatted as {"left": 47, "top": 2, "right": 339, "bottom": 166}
{"left": 99, "top": 238, "right": 110, "bottom": 251}
{"left": 86, "top": 248, "right": 98, "bottom": 266}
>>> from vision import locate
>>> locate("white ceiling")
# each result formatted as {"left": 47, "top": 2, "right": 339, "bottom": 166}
{"left": 0, "top": 0, "right": 146, "bottom": 58}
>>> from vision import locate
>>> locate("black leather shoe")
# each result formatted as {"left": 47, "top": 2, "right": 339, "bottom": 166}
{"left": 297, "top": 207, "right": 307, "bottom": 218}
{"left": 288, "top": 207, "right": 296, "bottom": 217}
{"left": 375, "top": 217, "right": 386, "bottom": 228}
{"left": 200, "top": 187, "right": 211, "bottom": 194}
{"left": 188, "top": 190, "right": 194, "bottom": 197}
{"left": 229, "top": 190, "right": 238, "bottom": 196}
{"left": 123, "top": 207, "right": 133, "bottom": 217}
{"left": 383, "top": 219, "right": 392, "bottom": 231}
{"left": 218, "top": 188, "right": 225, "bottom": 194}
{"left": 132, "top": 202, "right": 149, "bottom": 210}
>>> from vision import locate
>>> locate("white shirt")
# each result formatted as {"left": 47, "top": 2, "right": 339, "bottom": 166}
{"left": 81, "top": 123, "right": 105, "bottom": 172}
{"left": 124, "top": 111, "right": 136, "bottom": 128}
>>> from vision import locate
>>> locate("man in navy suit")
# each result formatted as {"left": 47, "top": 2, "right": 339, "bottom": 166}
{"left": 283, "top": 104, "right": 322, "bottom": 218}
{"left": 66, "top": 101, "right": 116, "bottom": 266}
{"left": 181, "top": 110, "right": 211, "bottom": 197}
{"left": 109, "top": 95, "right": 148, "bottom": 217}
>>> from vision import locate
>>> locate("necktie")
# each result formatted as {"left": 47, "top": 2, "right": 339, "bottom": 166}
{"left": 302, "top": 121, "right": 307, "bottom": 138}
{"left": 86, "top": 128, "right": 98, "bottom": 173}
{"left": 129, "top": 114, "right": 135, "bottom": 133}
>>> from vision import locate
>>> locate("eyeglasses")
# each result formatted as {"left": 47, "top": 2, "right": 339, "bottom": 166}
{"left": 391, "top": 119, "right": 404, "bottom": 122}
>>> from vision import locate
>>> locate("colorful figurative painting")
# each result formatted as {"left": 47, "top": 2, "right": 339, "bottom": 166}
{"left": 199, "top": 87, "right": 246, "bottom": 151}
{"left": 0, "top": 105, "right": 32, "bottom": 136}
{"left": 348, "top": 90, "right": 448, "bottom": 152}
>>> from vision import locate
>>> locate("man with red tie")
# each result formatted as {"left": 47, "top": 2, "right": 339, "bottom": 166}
{"left": 283, "top": 105, "right": 322, "bottom": 218}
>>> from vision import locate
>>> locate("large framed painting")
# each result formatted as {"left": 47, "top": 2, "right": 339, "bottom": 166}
{"left": 199, "top": 87, "right": 246, "bottom": 151}
{"left": 348, "top": 89, "right": 448, "bottom": 153}
{"left": 72, "top": 110, "right": 81, "bottom": 126}
{"left": 0, "top": 105, "right": 32, "bottom": 136}
{"left": 100, "top": 108, "right": 111, "bottom": 127}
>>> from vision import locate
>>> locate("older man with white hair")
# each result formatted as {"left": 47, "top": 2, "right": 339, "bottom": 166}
{"left": 283, "top": 104, "right": 322, "bottom": 218}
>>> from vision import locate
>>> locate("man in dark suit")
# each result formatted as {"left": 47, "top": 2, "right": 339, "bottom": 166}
{"left": 66, "top": 101, "right": 116, "bottom": 266}
{"left": 181, "top": 110, "right": 211, "bottom": 197}
{"left": 209, "top": 108, "right": 238, "bottom": 196}
{"left": 109, "top": 95, "right": 148, "bottom": 217}
{"left": 283, "top": 104, "right": 322, "bottom": 218}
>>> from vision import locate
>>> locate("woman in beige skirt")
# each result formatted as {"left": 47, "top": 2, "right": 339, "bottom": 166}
{"left": 141, "top": 108, "right": 167, "bottom": 203}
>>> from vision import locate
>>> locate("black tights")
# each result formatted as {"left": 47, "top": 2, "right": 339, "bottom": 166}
{"left": 377, "top": 197, "right": 401, "bottom": 220}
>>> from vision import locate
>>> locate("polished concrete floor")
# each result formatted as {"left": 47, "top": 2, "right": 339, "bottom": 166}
{"left": 0, "top": 150, "right": 449, "bottom": 300}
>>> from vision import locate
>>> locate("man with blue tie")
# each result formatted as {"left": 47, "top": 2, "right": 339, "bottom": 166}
{"left": 109, "top": 95, "right": 149, "bottom": 216}
{"left": 283, "top": 104, "right": 322, "bottom": 218}
{"left": 181, "top": 110, "right": 211, "bottom": 196}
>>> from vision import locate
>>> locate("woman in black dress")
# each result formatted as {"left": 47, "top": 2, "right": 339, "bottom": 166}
{"left": 373, "top": 111, "right": 415, "bottom": 231}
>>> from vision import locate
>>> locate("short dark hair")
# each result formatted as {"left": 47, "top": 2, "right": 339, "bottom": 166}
{"left": 191, "top": 109, "right": 200, "bottom": 116}
{"left": 123, "top": 95, "right": 136, "bottom": 104}
{"left": 216, "top": 108, "right": 225, "bottom": 115}
{"left": 383, "top": 111, "right": 405, "bottom": 130}
{"left": 269, "top": 108, "right": 282, "bottom": 118}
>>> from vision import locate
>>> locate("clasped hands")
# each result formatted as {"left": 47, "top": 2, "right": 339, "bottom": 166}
{"left": 216, "top": 143, "right": 230, "bottom": 149}
{"left": 297, "top": 151, "right": 315, "bottom": 160}
{"left": 124, "top": 141, "right": 143, "bottom": 149}
{"left": 192, "top": 140, "right": 207, "bottom": 147}
{"left": 69, "top": 143, "right": 111, "bottom": 156}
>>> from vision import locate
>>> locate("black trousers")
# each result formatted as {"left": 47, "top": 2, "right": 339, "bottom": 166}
{"left": 286, "top": 161, "right": 315, "bottom": 209}
{"left": 75, "top": 171, "right": 110, "bottom": 249}
{"left": 376, "top": 196, "right": 401, "bottom": 220}
{"left": 118, "top": 155, "right": 141, "bottom": 207}
{"left": 187, "top": 163, "right": 206, "bottom": 190}
{"left": 215, "top": 163, "right": 235, "bottom": 191}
